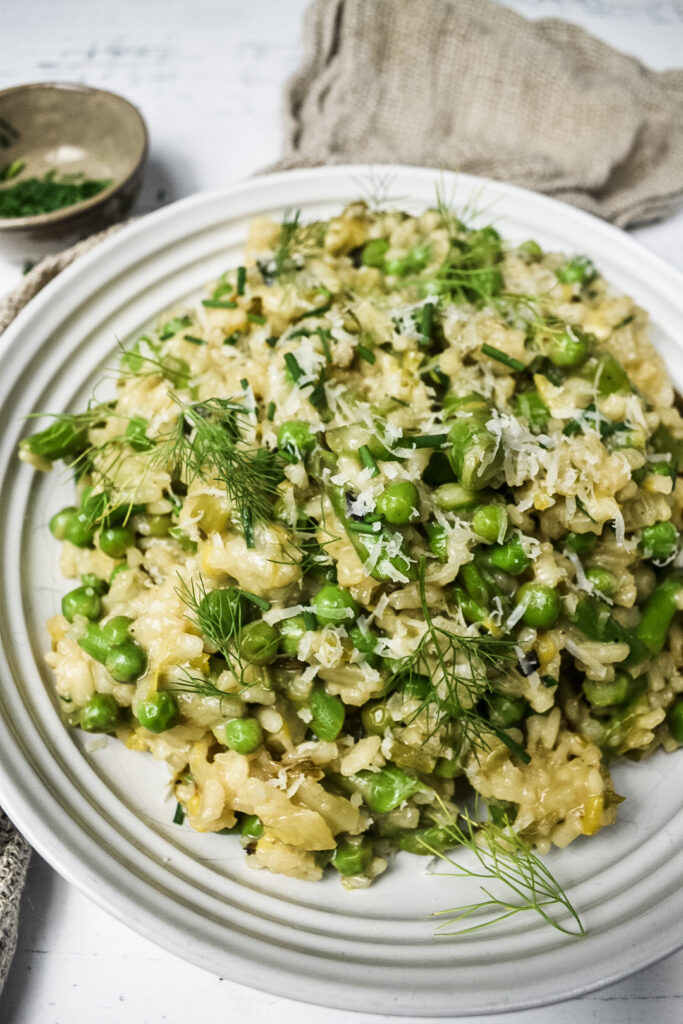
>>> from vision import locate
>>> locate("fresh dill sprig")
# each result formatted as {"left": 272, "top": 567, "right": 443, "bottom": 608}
{"left": 270, "top": 209, "right": 326, "bottom": 279}
{"left": 150, "top": 397, "right": 284, "bottom": 527}
{"left": 390, "top": 559, "right": 523, "bottom": 763}
{"left": 427, "top": 802, "right": 584, "bottom": 938}
{"left": 175, "top": 576, "right": 250, "bottom": 685}
{"left": 168, "top": 666, "right": 238, "bottom": 711}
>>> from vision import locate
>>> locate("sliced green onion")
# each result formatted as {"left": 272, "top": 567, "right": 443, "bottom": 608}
{"left": 202, "top": 299, "right": 238, "bottom": 309}
{"left": 284, "top": 352, "right": 304, "bottom": 382}
{"left": 224, "top": 331, "right": 241, "bottom": 346}
{"left": 183, "top": 334, "right": 206, "bottom": 346}
{"left": 173, "top": 802, "right": 185, "bottom": 825}
{"left": 236, "top": 266, "right": 246, "bottom": 296}
{"left": 348, "top": 521, "right": 380, "bottom": 534}
{"left": 266, "top": 401, "right": 276, "bottom": 421}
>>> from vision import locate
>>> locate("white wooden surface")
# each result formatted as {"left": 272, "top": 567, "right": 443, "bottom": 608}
{"left": 1, "top": 1, "right": 683, "bottom": 1020}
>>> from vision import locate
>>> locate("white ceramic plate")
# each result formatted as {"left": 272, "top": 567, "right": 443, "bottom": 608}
{"left": 2, "top": 166, "right": 683, "bottom": 1017}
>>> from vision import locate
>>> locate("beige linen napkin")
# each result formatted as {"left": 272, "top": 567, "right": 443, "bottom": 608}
{"left": 1, "top": 0, "right": 682, "bottom": 994}
{"left": 276, "top": 0, "right": 683, "bottom": 227}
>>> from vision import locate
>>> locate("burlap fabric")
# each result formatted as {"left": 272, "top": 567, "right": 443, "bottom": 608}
{"left": 275, "top": 0, "right": 683, "bottom": 227}
{"left": 1, "top": 0, "right": 681, "bottom": 993}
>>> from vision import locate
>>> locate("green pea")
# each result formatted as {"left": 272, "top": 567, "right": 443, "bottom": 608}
{"left": 360, "top": 702, "right": 391, "bottom": 736}
{"left": 427, "top": 522, "right": 448, "bottom": 562}
{"left": 376, "top": 481, "right": 419, "bottom": 524}
{"left": 199, "top": 587, "right": 246, "bottom": 634}
{"left": 240, "top": 814, "right": 264, "bottom": 840}
{"left": 332, "top": 841, "right": 373, "bottom": 876}
{"left": 361, "top": 238, "right": 389, "bottom": 268}
{"left": 143, "top": 514, "right": 173, "bottom": 537}
{"left": 239, "top": 621, "right": 279, "bottom": 665}
{"left": 77, "top": 624, "right": 110, "bottom": 664}
{"left": 586, "top": 566, "right": 616, "bottom": 598}
{"left": 279, "top": 613, "right": 310, "bottom": 655}
{"left": 472, "top": 504, "right": 508, "bottom": 544}
{"left": 564, "top": 532, "right": 597, "bottom": 555}
{"left": 489, "top": 694, "right": 526, "bottom": 728}
{"left": 99, "top": 525, "right": 135, "bottom": 558}
{"left": 313, "top": 584, "right": 359, "bottom": 626}
{"left": 101, "top": 616, "right": 133, "bottom": 645}
{"left": 350, "top": 765, "right": 421, "bottom": 814}
{"left": 667, "top": 701, "right": 683, "bottom": 744}
{"left": 61, "top": 585, "right": 101, "bottom": 623}
{"left": 546, "top": 327, "right": 590, "bottom": 368}
{"left": 432, "top": 482, "right": 479, "bottom": 510}
{"left": 583, "top": 674, "right": 632, "bottom": 708}
{"left": 309, "top": 687, "right": 346, "bottom": 741}
{"left": 49, "top": 506, "right": 78, "bottom": 541}
{"left": 106, "top": 641, "right": 148, "bottom": 683}
{"left": 137, "top": 691, "right": 179, "bottom": 732}
{"left": 64, "top": 511, "right": 96, "bottom": 548}
{"left": 555, "top": 255, "right": 596, "bottom": 285}
{"left": 515, "top": 583, "right": 562, "bottom": 628}
{"left": 79, "top": 694, "right": 120, "bottom": 733}
{"left": 514, "top": 391, "right": 549, "bottom": 433}
{"left": 640, "top": 521, "right": 678, "bottom": 562}
{"left": 224, "top": 717, "right": 263, "bottom": 754}
{"left": 81, "top": 573, "right": 109, "bottom": 595}
{"left": 277, "top": 420, "right": 315, "bottom": 460}
{"left": 519, "top": 240, "right": 543, "bottom": 262}
{"left": 487, "top": 535, "right": 530, "bottom": 575}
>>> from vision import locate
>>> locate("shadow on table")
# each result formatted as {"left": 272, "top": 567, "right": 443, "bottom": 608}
{"left": 0, "top": 852, "right": 57, "bottom": 1019}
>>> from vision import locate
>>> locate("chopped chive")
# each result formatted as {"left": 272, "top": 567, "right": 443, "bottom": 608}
{"left": 614, "top": 314, "right": 635, "bottom": 330}
{"left": 284, "top": 352, "right": 304, "bottom": 382}
{"left": 224, "top": 331, "right": 241, "bottom": 346}
{"left": 183, "top": 334, "right": 206, "bottom": 346}
{"left": 247, "top": 313, "right": 267, "bottom": 325}
{"left": 202, "top": 299, "right": 238, "bottom": 309}
{"left": 402, "top": 433, "right": 448, "bottom": 449}
{"left": 160, "top": 315, "right": 192, "bottom": 340}
{"left": 266, "top": 401, "right": 276, "bottom": 421}
{"left": 242, "top": 508, "right": 255, "bottom": 549}
{"left": 173, "top": 803, "right": 185, "bottom": 825}
{"left": 302, "top": 611, "right": 317, "bottom": 631}
{"left": 308, "top": 375, "right": 327, "bottom": 409}
{"left": 419, "top": 302, "right": 435, "bottom": 347}
{"left": 266, "top": 335, "right": 279, "bottom": 348}
{"left": 240, "top": 590, "right": 271, "bottom": 611}
{"left": 298, "top": 287, "right": 332, "bottom": 320}
{"left": 481, "top": 344, "right": 526, "bottom": 372}
{"left": 240, "top": 377, "right": 249, "bottom": 391}
{"left": 288, "top": 327, "right": 311, "bottom": 339}
{"left": 391, "top": 397, "right": 410, "bottom": 407}
{"left": 348, "top": 521, "right": 379, "bottom": 534}
{"left": 359, "top": 445, "right": 379, "bottom": 477}
{"left": 212, "top": 281, "right": 234, "bottom": 301}
{"left": 236, "top": 266, "right": 247, "bottom": 296}
{"left": 357, "top": 344, "right": 376, "bottom": 364}
{"left": 317, "top": 327, "right": 332, "bottom": 362}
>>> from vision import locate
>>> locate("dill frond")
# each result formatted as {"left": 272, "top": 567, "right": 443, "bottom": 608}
{"left": 427, "top": 803, "right": 584, "bottom": 938}
{"left": 150, "top": 397, "right": 284, "bottom": 527}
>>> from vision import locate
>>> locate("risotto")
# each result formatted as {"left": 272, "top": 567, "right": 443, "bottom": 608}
{"left": 19, "top": 200, "right": 683, "bottom": 894}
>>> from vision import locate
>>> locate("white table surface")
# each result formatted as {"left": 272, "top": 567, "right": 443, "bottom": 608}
{"left": 1, "top": 1, "right": 683, "bottom": 1021}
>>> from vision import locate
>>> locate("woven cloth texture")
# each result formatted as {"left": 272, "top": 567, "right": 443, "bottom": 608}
{"left": 273, "top": 0, "right": 683, "bottom": 227}
{"left": 1, "top": 0, "right": 682, "bottom": 993}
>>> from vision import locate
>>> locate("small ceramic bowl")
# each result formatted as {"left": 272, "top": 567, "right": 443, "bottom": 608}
{"left": 0, "top": 82, "right": 148, "bottom": 261}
